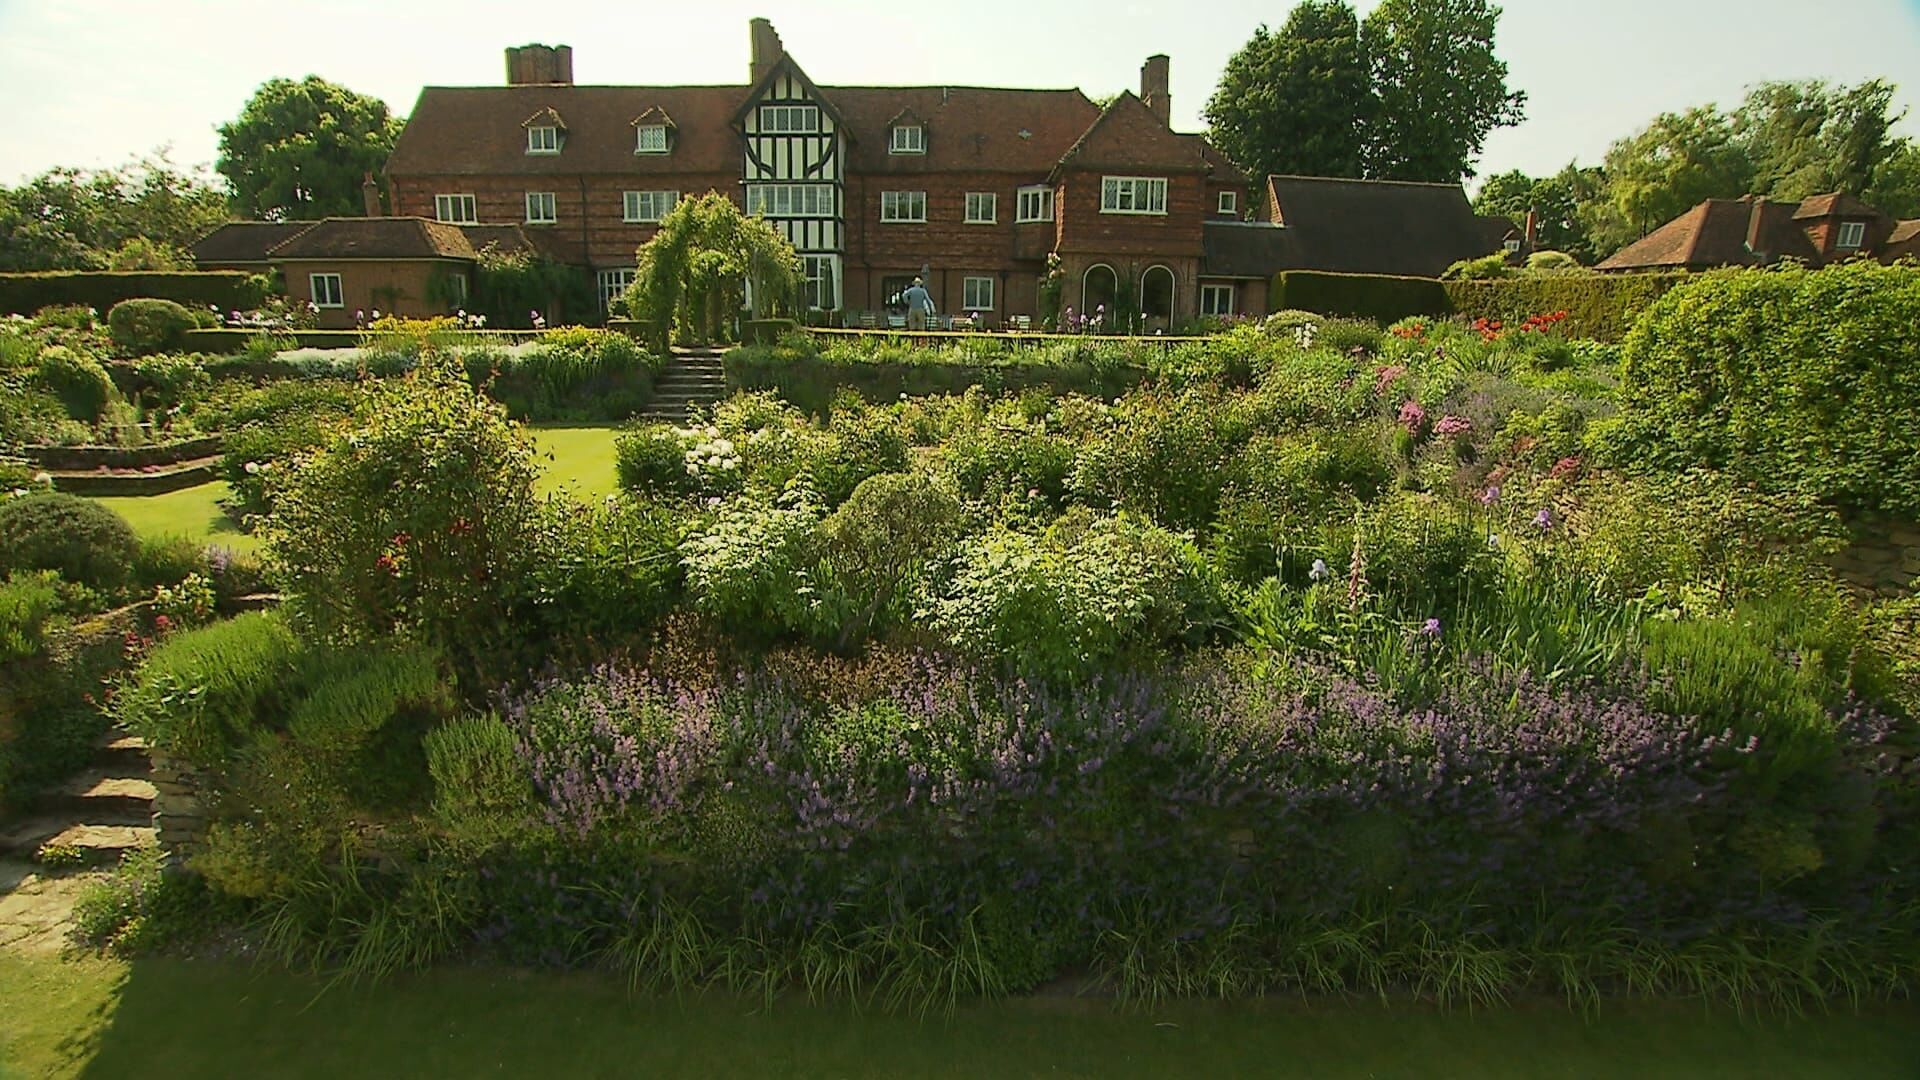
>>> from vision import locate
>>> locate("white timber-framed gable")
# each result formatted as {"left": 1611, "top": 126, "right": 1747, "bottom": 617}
{"left": 738, "top": 59, "right": 845, "bottom": 309}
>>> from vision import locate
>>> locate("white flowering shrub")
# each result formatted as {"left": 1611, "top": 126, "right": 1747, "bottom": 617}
{"left": 615, "top": 423, "right": 741, "bottom": 501}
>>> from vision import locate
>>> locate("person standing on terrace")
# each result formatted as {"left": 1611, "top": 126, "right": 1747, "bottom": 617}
{"left": 903, "top": 277, "right": 935, "bottom": 330}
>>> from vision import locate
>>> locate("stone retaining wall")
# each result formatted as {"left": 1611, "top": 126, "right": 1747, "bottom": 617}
{"left": 21, "top": 436, "right": 222, "bottom": 471}
{"left": 149, "top": 751, "right": 211, "bottom": 858}
{"left": 1834, "top": 518, "right": 1920, "bottom": 598}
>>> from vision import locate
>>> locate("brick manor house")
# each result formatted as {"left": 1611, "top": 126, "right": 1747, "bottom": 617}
{"left": 197, "top": 19, "right": 1512, "bottom": 329}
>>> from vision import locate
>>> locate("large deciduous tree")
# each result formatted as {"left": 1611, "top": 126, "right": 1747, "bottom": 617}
{"left": 1472, "top": 167, "right": 1598, "bottom": 263}
{"left": 1593, "top": 107, "right": 1753, "bottom": 255}
{"left": 217, "top": 76, "right": 403, "bottom": 220}
{"left": 0, "top": 153, "right": 228, "bottom": 271}
{"left": 1360, "top": 0, "right": 1526, "bottom": 181}
{"left": 1203, "top": 1, "right": 1372, "bottom": 183}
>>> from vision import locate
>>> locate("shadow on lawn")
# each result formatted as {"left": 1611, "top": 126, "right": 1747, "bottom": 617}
{"left": 70, "top": 958, "right": 1920, "bottom": 1079}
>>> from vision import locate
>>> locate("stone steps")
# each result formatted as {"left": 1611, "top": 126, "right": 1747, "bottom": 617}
{"left": 0, "top": 733, "right": 158, "bottom": 866}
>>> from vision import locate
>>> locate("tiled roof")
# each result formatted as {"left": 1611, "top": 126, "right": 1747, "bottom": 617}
{"left": 388, "top": 86, "right": 748, "bottom": 177}
{"left": 1200, "top": 221, "right": 1292, "bottom": 277}
{"left": 1792, "top": 192, "right": 1880, "bottom": 220}
{"left": 836, "top": 87, "right": 1099, "bottom": 174}
{"left": 267, "top": 217, "right": 478, "bottom": 260}
{"left": 1260, "top": 175, "right": 1503, "bottom": 277}
{"left": 190, "top": 222, "right": 314, "bottom": 265}
{"left": 1053, "top": 92, "right": 1211, "bottom": 177}
{"left": 1596, "top": 197, "right": 1822, "bottom": 270}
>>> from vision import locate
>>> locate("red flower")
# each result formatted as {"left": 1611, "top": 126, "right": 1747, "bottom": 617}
{"left": 449, "top": 517, "right": 473, "bottom": 536}
{"left": 153, "top": 614, "right": 174, "bottom": 633}
{"left": 391, "top": 531, "right": 412, "bottom": 547}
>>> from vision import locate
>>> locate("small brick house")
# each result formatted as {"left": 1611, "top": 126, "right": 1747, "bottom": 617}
{"left": 1597, "top": 192, "right": 1920, "bottom": 271}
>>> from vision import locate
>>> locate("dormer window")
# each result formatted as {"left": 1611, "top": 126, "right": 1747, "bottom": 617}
{"left": 1504, "top": 238, "right": 1523, "bottom": 254}
{"left": 635, "top": 125, "right": 669, "bottom": 154}
{"left": 1218, "top": 191, "right": 1237, "bottom": 216}
{"left": 889, "top": 125, "right": 925, "bottom": 155}
{"left": 1837, "top": 221, "right": 1866, "bottom": 249}
{"left": 527, "top": 125, "right": 559, "bottom": 154}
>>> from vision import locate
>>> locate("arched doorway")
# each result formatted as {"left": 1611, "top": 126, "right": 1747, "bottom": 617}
{"left": 1081, "top": 264, "right": 1118, "bottom": 331}
{"left": 1140, "top": 265, "right": 1175, "bottom": 332}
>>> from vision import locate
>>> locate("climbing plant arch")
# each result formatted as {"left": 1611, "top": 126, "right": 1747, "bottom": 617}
{"left": 624, "top": 191, "right": 802, "bottom": 349}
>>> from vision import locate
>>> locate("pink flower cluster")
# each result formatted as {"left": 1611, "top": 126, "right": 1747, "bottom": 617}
{"left": 1397, "top": 399, "right": 1427, "bottom": 432}
{"left": 1434, "top": 414, "right": 1473, "bottom": 437}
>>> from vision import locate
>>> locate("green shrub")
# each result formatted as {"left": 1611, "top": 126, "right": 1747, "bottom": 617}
{"left": 31, "top": 304, "right": 98, "bottom": 330}
{"left": 1070, "top": 387, "right": 1246, "bottom": 532}
{"left": 0, "top": 570, "right": 63, "bottom": 662}
{"left": 1314, "top": 317, "right": 1385, "bottom": 356}
{"left": 1445, "top": 272, "right": 1684, "bottom": 343}
{"left": 1268, "top": 271, "right": 1451, "bottom": 324}
{"left": 1525, "top": 251, "right": 1581, "bottom": 272}
{"left": 1441, "top": 254, "right": 1515, "bottom": 281}
{"left": 285, "top": 643, "right": 449, "bottom": 756}
{"left": 70, "top": 847, "right": 231, "bottom": 956}
{"left": 680, "top": 489, "right": 833, "bottom": 642}
{"left": 1349, "top": 493, "right": 1495, "bottom": 617}
{"left": 0, "top": 493, "right": 139, "bottom": 592}
{"left": 116, "top": 610, "right": 304, "bottom": 766}
{"left": 130, "top": 534, "right": 207, "bottom": 591}
{"left": 127, "top": 353, "right": 211, "bottom": 410}
{"left": 614, "top": 424, "right": 709, "bottom": 500}
{"left": 33, "top": 345, "right": 115, "bottom": 421}
{"left": 107, "top": 298, "right": 198, "bottom": 355}
{"left": 1614, "top": 262, "right": 1920, "bottom": 515}
{"left": 819, "top": 471, "right": 965, "bottom": 648}
{"left": 524, "top": 496, "right": 685, "bottom": 643}
{"left": 1212, "top": 428, "right": 1391, "bottom": 584}
{"left": 925, "top": 511, "right": 1224, "bottom": 674}
{"left": 945, "top": 416, "right": 1077, "bottom": 506}
{"left": 424, "top": 713, "right": 537, "bottom": 843}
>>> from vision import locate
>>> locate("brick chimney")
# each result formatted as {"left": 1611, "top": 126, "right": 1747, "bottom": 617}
{"left": 1745, "top": 195, "right": 1769, "bottom": 257}
{"left": 1140, "top": 55, "right": 1170, "bottom": 124}
{"left": 1523, "top": 209, "right": 1538, "bottom": 251}
{"left": 750, "top": 18, "right": 784, "bottom": 83}
{"left": 506, "top": 44, "right": 574, "bottom": 86}
{"left": 361, "top": 172, "right": 381, "bottom": 217}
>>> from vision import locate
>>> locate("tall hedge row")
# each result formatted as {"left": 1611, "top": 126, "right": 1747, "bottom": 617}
{"left": 1268, "top": 269, "right": 1689, "bottom": 342}
{"left": 0, "top": 271, "right": 269, "bottom": 317}
{"left": 1446, "top": 273, "right": 1686, "bottom": 341}
{"left": 1615, "top": 261, "right": 1920, "bottom": 516}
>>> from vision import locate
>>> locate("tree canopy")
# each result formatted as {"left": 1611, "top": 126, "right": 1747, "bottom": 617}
{"left": 1472, "top": 167, "right": 1600, "bottom": 264}
{"left": 217, "top": 76, "right": 403, "bottom": 220}
{"left": 1360, "top": 0, "right": 1527, "bottom": 181}
{"left": 624, "top": 192, "right": 802, "bottom": 349}
{"left": 0, "top": 153, "right": 228, "bottom": 272}
{"left": 1203, "top": 1, "right": 1372, "bottom": 183}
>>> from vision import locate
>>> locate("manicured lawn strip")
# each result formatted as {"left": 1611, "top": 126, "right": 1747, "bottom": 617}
{"left": 2, "top": 952, "right": 1916, "bottom": 1079}
{"left": 91, "top": 481, "right": 258, "bottom": 553}
{"left": 528, "top": 424, "right": 621, "bottom": 500}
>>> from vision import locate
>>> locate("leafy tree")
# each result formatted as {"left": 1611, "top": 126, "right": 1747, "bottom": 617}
{"left": 1593, "top": 106, "right": 1753, "bottom": 255}
{"left": 217, "top": 76, "right": 403, "bottom": 220}
{"left": 1472, "top": 168, "right": 1598, "bottom": 263}
{"left": 1865, "top": 141, "right": 1920, "bottom": 219}
{"left": 1204, "top": 1, "right": 1372, "bottom": 182}
{"left": 0, "top": 153, "right": 228, "bottom": 271}
{"left": 1736, "top": 79, "right": 1906, "bottom": 200}
{"left": 1360, "top": 0, "right": 1526, "bottom": 181}
{"left": 624, "top": 192, "right": 801, "bottom": 350}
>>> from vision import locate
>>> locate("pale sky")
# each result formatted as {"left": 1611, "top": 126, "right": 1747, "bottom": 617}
{"left": 2, "top": 0, "right": 1918, "bottom": 188}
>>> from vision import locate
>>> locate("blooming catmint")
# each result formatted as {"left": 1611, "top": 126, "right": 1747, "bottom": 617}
{"left": 1532, "top": 506, "right": 1555, "bottom": 531}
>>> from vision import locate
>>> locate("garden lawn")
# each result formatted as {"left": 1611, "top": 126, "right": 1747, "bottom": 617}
{"left": 91, "top": 481, "right": 258, "bottom": 554}
{"left": 2, "top": 951, "right": 1916, "bottom": 1079}
{"left": 84, "top": 427, "right": 623, "bottom": 548}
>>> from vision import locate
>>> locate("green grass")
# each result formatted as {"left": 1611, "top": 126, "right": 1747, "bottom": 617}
{"left": 2, "top": 951, "right": 1916, "bottom": 1078}
{"left": 529, "top": 424, "right": 621, "bottom": 500}
{"left": 84, "top": 427, "right": 623, "bottom": 548}
{"left": 91, "top": 481, "right": 258, "bottom": 554}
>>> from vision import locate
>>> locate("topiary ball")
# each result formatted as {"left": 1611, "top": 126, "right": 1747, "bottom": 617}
{"left": 33, "top": 345, "right": 116, "bottom": 422}
{"left": 0, "top": 492, "right": 140, "bottom": 592}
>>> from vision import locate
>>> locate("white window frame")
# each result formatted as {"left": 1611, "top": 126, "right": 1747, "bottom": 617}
{"left": 635, "top": 125, "right": 669, "bottom": 154}
{"left": 525, "top": 191, "right": 557, "bottom": 224}
{"left": 309, "top": 273, "right": 343, "bottom": 308}
{"left": 889, "top": 125, "right": 925, "bottom": 154}
{"left": 1016, "top": 185, "right": 1054, "bottom": 223}
{"left": 526, "top": 125, "right": 559, "bottom": 154}
{"left": 623, "top": 190, "right": 679, "bottom": 223}
{"left": 880, "top": 191, "right": 927, "bottom": 223}
{"left": 1100, "top": 176, "right": 1168, "bottom": 215}
{"left": 1200, "top": 283, "right": 1234, "bottom": 317}
{"left": 744, "top": 183, "right": 835, "bottom": 218}
{"left": 597, "top": 268, "right": 636, "bottom": 312}
{"left": 800, "top": 254, "right": 839, "bottom": 311}
{"left": 1504, "top": 238, "right": 1523, "bottom": 254}
{"left": 434, "top": 193, "right": 477, "bottom": 224}
{"left": 962, "top": 276, "right": 995, "bottom": 311}
{"left": 757, "top": 105, "right": 820, "bottom": 133}
{"left": 1217, "top": 191, "right": 1237, "bottom": 216}
{"left": 1837, "top": 221, "right": 1867, "bottom": 249}
{"left": 964, "top": 192, "right": 997, "bottom": 224}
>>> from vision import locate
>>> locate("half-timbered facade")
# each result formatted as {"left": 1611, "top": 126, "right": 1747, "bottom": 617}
{"left": 378, "top": 19, "right": 1265, "bottom": 326}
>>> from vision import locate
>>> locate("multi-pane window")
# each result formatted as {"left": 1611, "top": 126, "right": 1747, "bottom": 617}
{"left": 597, "top": 268, "right": 636, "bottom": 312}
{"left": 744, "top": 184, "right": 834, "bottom": 217}
{"left": 1015, "top": 185, "right": 1054, "bottom": 223}
{"left": 1100, "top": 176, "right": 1168, "bottom": 215}
{"left": 757, "top": 105, "right": 820, "bottom": 133}
{"left": 309, "top": 273, "right": 343, "bottom": 308}
{"left": 889, "top": 125, "right": 924, "bottom": 154}
{"left": 880, "top": 191, "right": 927, "bottom": 222}
{"left": 635, "top": 125, "right": 669, "bottom": 153}
{"left": 623, "top": 190, "right": 680, "bottom": 223}
{"left": 1218, "top": 191, "right": 1238, "bottom": 216}
{"left": 1200, "top": 283, "right": 1234, "bottom": 317}
{"left": 526, "top": 125, "right": 559, "bottom": 154}
{"left": 964, "top": 192, "right": 997, "bottom": 223}
{"left": 1837, "top": 221, "right": 1867, "bottom": 249}
{"left": 434, "top": 194, "right": 476, "bottom": 224}
{"left": 962, "top": 276, "right": 995, "bottom": 310}
{"left": 525, "top": 191, "right": 557, "bottom": 223}
{"left": 801, "top": 254, "right": 837, "bottom": 310}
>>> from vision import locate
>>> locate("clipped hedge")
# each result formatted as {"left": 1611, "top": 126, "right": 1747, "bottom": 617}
{"left": 1615, "top": 261, "right": 1920, "bottom": 516}
{"left": 0, "top": 271, "right": 268, "bottom": 317}
{"left": 1269, "top": 271, "right": 1451, "bottom": 324}
{"left": 1446, "top": 273, "right": 1686, "bottom": 342}
{"left": 726, "top": 346, "right": 1147, "bottom": 414}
